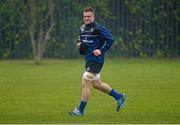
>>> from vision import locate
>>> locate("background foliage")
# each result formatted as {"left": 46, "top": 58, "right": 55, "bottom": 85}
{"left": 0, "top": 0, "right": 180, "bottom": 59}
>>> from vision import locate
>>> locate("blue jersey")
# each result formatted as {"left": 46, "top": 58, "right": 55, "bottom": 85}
{"left": 78, "top": 22, "right": 114, "bottom": 63}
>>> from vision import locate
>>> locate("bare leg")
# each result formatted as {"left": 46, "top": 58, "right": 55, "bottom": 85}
{"left": 81, "top": 78, "right": 91, "bottom": 101}
{"left": 92, "top": 78, "right": 126, "bottom": 111}
{"left": 92, "top": 79, "right": 112, "bottom": 94}
{"left": 69, "top": 77, "right": 91, "bottom": 116}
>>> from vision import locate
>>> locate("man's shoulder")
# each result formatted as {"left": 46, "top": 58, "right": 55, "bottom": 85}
{"left": 80, "top": 24, "right": 86, "bottom": 29}
{"left": 94, "top": 22, "right": 103, "bottom": 28}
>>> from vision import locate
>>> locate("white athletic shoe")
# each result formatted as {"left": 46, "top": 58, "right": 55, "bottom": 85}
{"left": 116, "top": 93, "right": 126, "bottom": 111}
{"left": 69, "top": 107, "right": 83, "bottom": 116}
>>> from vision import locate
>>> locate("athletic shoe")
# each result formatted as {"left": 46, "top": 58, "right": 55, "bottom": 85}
{"left": 69, "top": 107, "right": 83, "bottom": 116}
{"left": 116, "top": 93, "right": 126, "bottom": 111}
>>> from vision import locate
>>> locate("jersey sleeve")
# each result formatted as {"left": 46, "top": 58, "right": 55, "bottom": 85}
{"left": 99, "top": 26, "right": 114, "bottom": 53}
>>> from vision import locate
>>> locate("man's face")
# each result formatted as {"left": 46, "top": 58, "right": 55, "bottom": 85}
{"left": 83, "top": 11, "right": 94, "bottom": 25}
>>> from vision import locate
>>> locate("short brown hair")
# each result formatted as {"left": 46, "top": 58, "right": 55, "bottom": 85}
{"left": 84, "top": 7, "right": 94, "bottom": 13}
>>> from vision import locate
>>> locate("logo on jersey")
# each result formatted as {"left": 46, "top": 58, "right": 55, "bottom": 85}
{"left": 90, "top": 28, "right": 94, "bottom": 32}
{"left": 82, "top": 39, "right": 93, "bottom": 43}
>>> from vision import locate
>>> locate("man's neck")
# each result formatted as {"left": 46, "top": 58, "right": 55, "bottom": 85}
{"left": 85, "top": 21, "right": 96, "bottom": 27}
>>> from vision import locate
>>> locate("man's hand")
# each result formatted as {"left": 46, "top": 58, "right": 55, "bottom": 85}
{"left": 78, "top": 42, "right": 88, "bottom": 55}
{"left": 77, "top": 42, "right": 82, "bottom": 48}
{"left": 93, "top": 49, "right": 102, "bottom": 56}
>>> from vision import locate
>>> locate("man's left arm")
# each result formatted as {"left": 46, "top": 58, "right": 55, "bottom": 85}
{"left": 99, "top": 26, "right": 114, "bottom": 54}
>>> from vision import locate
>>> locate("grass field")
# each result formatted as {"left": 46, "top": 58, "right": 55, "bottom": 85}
{"left": 0, "top": 58, "right": 180, "bottom": 124}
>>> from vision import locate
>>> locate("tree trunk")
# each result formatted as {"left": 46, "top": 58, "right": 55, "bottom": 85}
{"left": 29, "top": 0, "right": 54, "bottom": 65}
{"left": 30, "top": 30, "right": 41, "bottom": 65}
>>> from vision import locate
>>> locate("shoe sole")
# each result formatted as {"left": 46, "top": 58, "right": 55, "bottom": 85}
{"left": 68, "top": 112, "right": 83, "bottom": 117}
{"left": 117, "top": 94, "right": 126, "bottom": 111}
{"left": 69, "top": 112, "right": 75, "bottom": 116}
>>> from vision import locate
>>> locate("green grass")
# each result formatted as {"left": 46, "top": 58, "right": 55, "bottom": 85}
{"left": 0, "top": 58, "right": 180, "bottom": 124}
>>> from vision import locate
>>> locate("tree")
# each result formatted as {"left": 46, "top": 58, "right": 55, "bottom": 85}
{"left": 8, "top": 0, "right": 55, "bottom": 64}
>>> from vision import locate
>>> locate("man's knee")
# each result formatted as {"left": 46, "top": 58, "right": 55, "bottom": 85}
{"left": 92, "top": 80, "right": 101, "bottom": 89}
{"left": 82, "top": 79, "right": 90, "bottom": 88}
{"left": 92, "top": 83, "right": 99, "bottom": 89}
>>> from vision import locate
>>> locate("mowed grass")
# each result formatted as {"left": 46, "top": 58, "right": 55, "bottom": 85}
{"left": 0, "top": 58, "right": 180, "bottom": 124}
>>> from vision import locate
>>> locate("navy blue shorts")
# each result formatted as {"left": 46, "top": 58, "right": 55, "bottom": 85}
{"left": 85, "top": 61, "right": 104, "bottom": 74}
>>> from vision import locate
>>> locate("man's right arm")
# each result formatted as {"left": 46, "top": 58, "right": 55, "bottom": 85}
{"left": 77, "top": 36, "right": 82, "bottom": 48}
{"left": 77, "top": 35, "right": 88, "bottom": 55}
